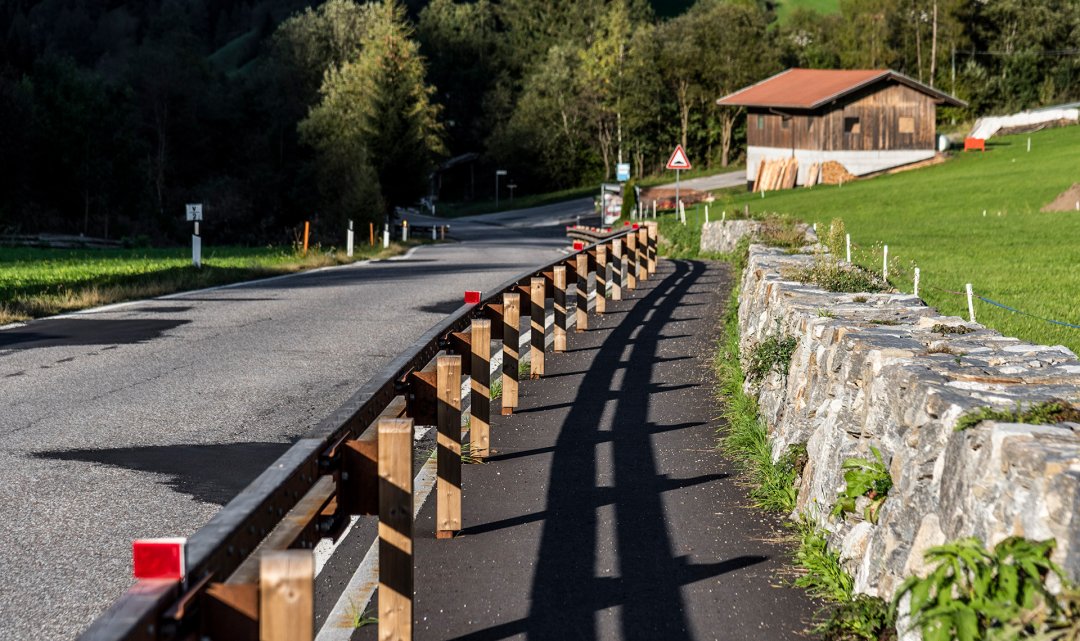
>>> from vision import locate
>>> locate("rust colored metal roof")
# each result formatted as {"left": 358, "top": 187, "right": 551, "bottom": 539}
{"left": 717, "top": 68, "right": 966, "bottom": 109}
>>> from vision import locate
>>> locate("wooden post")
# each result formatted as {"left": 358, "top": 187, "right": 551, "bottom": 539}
{"left": 436, "top": 356, "right": 462, "bottom": 539}
{"left": 530, "top": 277, "right": 545, "bottom": 377}
{"left": 302, "top": 221, "right": 310, "bottom": 255}
{"left": 646, "top": 222, "right": 658, "bottom": 275}
{"left": 595, "top": 245, "right": 608, "bottom": 314}
{"left": 470, "top": 319, "right": 491, "bottom": 460}
{"left": 575, "top": 253, "right": 588, "bottom": 332}
{"left": 637, "top": 227, "right": 648, "bottom": 282}
{"left": 553, "top": 265, "right": 567, "bottom": 352}
{"left": 259, "top": 551, "right": 314, "bottom": 641}
{"left": 379, "top": 418, "right": 413, "bottom": 641}
{"left": 611, "top": 239, "right": 623, "bottom": 301}
{"left": 626, "top": 233, "right": 638, "bottom": 290}
{"left": 501, "top": 293, "right": 520, "bottom": 415}
{"left": 369, "top": 222, "right": 375, "bottom": 247}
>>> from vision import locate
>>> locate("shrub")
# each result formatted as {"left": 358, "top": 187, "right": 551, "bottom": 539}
{"left": 955, "top": 400, "right": 1080, "bottom": 431}
{"left": 784, "top": 255, "right": 889, "bottom": 293}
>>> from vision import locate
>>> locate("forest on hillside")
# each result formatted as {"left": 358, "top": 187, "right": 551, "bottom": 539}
{"left": 1, "top": 0, "right": 1078, "bottom": 243}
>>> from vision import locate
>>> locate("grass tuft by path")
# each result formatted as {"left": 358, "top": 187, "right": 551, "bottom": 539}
{"left": 0, "top": 242, "right": 414, "bottom": 324}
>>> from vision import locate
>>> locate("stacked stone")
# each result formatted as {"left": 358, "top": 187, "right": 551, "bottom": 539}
{"left": 738, "top": 244, "right": 1080, "bottom": 599}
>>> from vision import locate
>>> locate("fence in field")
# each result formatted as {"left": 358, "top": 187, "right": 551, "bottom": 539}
{"left": 81, "top": 222, "right": 659, "bottom": 641}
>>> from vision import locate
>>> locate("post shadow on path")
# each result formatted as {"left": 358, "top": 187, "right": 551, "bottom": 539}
{"left": 439, "top": 260, "right": 778, "bottom": 641}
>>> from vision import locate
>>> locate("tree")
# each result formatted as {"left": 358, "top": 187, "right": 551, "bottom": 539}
{"left": 299, "top": 0, "right": 444, "bottom": 226}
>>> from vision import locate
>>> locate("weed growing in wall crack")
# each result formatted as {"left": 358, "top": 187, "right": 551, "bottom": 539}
{"left": 831, "top": 447, "right": 892, "bottom": 524}
{"left": 894, "top": 537, "right": 1076, "bottom": 641}
{"left": 783, "top": 255, "right": 889, "bottom": 294}
{"left": 955, "top": 400, "right": 1080, "bottom": 431}
{"left": 745, "top": 330, "right": 798, "bottom": 384}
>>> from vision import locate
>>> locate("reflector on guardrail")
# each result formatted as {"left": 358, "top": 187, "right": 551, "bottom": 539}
{"left": 464, "top": 291, "right": 481, "bottom": 305}
{"left": 132, "top": 538, "right": 186, "bottom": 580}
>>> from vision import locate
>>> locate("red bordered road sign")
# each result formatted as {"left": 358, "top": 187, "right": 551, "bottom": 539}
{"left": 666, "top": 145, "right": 692, "bottom": 170}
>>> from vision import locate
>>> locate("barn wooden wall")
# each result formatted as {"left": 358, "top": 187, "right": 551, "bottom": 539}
{"left": 746, "top": 82, "right": 938, "bottom": 152}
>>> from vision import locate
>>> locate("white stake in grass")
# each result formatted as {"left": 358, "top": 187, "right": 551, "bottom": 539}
{"left": 883, "top": 244, "right": 889, "bottom": 281}
{"left": 722, "top": 210, "right": 726, "bottom": 222}
{"left": 845, "top": 233, "right": 851, "bottom": 262}
{"left": 914, "top": 267, "right": 920, "bottom": 297}
{"left": 347, "top": 220, "right": 354, "bottom": 257}
{"left": 652, "top": 200, "right": 657, "bottom": 219}
{"left": 705, "top": 205, "right": 709, "bottom": 224}
{"left": 382, "top": 226, "right": 390, "bottom": 249}
{"left": 966, "top": 283, "right": 976, "bottom": 323}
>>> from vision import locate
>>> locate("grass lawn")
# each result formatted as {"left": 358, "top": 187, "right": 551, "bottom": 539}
{"left": 656, "top": 126, "right": 1080, "bottom": 355}
{"left": 0, "top": 242, "right": 412, "bottom": 324}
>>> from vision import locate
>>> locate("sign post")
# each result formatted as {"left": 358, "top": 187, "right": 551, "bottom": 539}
{"left": 666, "top": 145, "right": 692, "bottom": 210}
{"left": 185, "top": 204, "right": 203, "bottom": 268}
{"left": 495, "top": 169, "right": 508, "bottom": 210}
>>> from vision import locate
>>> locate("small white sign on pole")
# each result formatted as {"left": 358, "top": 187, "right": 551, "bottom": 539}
{"left": 185, "top": 204, "right": 203, "bottom": 222}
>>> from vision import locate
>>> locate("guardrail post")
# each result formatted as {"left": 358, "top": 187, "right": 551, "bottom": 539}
{"left": 595, "top": 246, "right": 607, "bottom": 314}
{"left": 637, "top": 226, "right": 648, "bottom": 282}
{"left": 576, "top": 253, "right": 588, "bottom": 331}
{"left": 379, "top": 418, "right": 414, "bottom": 641}
{"left": 260, "top": 551, "right": 314, "bottom": 641}
{"left": 646, "top": 222, "right": 657, "bottom": 275}
{"left": 501, "top": 292, "right": 520, "bottom": 415}
{"left": 626, "top": 232, "right": 638, "bottom": 290}
{"left": 436, "top": 355, "right": 462, "bottom": 539}
{"left": 470, "top": 319, "right": 491, "bottom": 460}
{"left": 611, "top": 239, "right": 623, "bottom": 301}
{"left": 553, "top": 265, "right": 567, "bottom": 352}
{"left": 530, "top": 277, "right": 545, "bottom": 377}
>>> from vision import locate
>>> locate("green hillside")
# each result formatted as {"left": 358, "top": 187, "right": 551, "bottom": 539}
{"left": 683, "top": 126, "right": 1080, "bottom": 354}
{"left": 774, "top": 0, "right": 840, "bottom": 22}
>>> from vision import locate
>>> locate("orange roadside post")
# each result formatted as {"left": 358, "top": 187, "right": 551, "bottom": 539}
{"left": 303, "top": 221, "right": 310, "bottom": 255}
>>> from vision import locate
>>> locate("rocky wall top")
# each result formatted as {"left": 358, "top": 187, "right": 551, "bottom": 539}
{"left": 737, "top": 244, "right": 1080, "bottom": 600}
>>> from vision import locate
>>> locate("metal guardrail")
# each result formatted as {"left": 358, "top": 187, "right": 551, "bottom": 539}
{"left": 80, "top": 222, "right": 659, "bottom": 641}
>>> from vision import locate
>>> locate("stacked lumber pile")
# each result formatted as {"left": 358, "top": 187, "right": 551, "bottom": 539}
{"left": 804, "top": 163, "right": 821, "bottom": 188}
{"left": 639, "top": 187, "right": 706, "bottom": 210}
{"left": 820, "top": 161, "right": 857, "bottom": 185}
{"left": 752, "top": 157, "right": 799, "bottom": 192}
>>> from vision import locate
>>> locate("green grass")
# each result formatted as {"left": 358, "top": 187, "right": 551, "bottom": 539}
{"left": 687, "top": 126, "right": 1080, "bottom": 355}
{"left": 774, "top": 0, "right": 841, "bottom": 23}
{"left": 0, "top": 242, "right": 410, "bottom": 323}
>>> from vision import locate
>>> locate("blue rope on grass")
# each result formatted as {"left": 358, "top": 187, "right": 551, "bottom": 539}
{"left": 976, "top": 296, "right": 1080, "bottom": 330}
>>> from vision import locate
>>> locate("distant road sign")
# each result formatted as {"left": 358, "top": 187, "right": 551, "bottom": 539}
{"left": 666, "top": 145, "right": 692, "bottom": 170}
{"left": 185, "top": 204, "right": 203, "bottom": 221}
{"left": 616, "top": 163, "right": 630, "bottom": 182}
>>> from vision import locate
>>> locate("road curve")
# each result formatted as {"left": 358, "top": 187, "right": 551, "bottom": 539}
{"left": 0, "top": 198, "right": 594, "bottom": 640}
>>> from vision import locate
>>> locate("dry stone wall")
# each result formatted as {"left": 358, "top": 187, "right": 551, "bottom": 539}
{"left": 738, "top": 245, "right": 1080, "bottom": 600}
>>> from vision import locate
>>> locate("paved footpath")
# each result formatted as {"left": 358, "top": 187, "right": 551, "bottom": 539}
{"left": 358, "top": 259, "right": 818, "bottom": 641}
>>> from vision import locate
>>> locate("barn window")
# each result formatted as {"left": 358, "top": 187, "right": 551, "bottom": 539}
{"left": 899, "top": 116, "right": 915, "bottom": 134}
{"left": 757, "top": 115, "right": 764, "bottom": 129}
{"left": 844, "top": 117, "right": 861, "bottom": 134}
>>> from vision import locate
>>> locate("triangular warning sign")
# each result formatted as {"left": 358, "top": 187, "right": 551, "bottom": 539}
{"left": 666, "top": 145, "right": 692, "bottom": 170}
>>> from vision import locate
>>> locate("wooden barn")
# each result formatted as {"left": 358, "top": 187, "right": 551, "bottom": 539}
{"left": 717, "top": 69, "right": 966, "bottom": 188}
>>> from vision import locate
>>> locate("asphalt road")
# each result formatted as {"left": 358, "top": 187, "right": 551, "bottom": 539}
{"left": 0, "top": 198, "right": 596, "bottom": 641}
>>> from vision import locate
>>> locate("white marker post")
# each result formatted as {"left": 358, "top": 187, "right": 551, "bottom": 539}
{"left": 431, "top": 225, "right": 437, "bottom": 241}
{"left": 186, "top": 204, "right": 203, "bottom": 268}
{"left": 1027, "top": 137, "right": 1031, "bottom": 152}
{"left": 966, "top": 283, "right": 976, "bottom": 323}
{"left": 722, "top": 210, "right": 726, "bottom": 223}
{"left": 883, "top": 245, "right": 889, "bottom": 281}
{"left": 347, "top": 220, "right": 355, "bottom": 257}
{"left": 402, "top": 220, "right": 409, "bottom": 242}
{"left": 845, "top": 234, "right": 851, "bottom": 262}
{"left": 705, "top": 205, "right": 709, "bottom": 224}
{"left": 383, "top": 225, "right": 390, "bottom": 249}
{"left": 652, "top": 200, "right": 657, "bottom": 219}
{"left": 914, "top": 267, "right": 920, "bottom": 297}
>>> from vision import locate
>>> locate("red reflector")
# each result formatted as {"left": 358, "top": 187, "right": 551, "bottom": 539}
{"left": 133, "top": 538, "right": 186, "bottom": 580}
{"left": 632, "top": 224, "right": 640, "bottom": 229}
{"left": 573, "top": 241, "right": 584, "bottom": 250}
{"left": 623, "top": 221, "right": 630, "bottom": 226}
{"left": 465, "top": 291, "right": 481, "bottom": 305}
